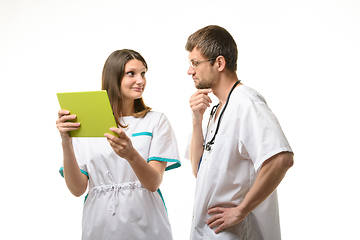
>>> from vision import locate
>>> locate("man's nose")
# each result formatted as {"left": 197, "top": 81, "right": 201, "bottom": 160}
{"left": 187, "top": 66, "right": 195, "bottom": 75}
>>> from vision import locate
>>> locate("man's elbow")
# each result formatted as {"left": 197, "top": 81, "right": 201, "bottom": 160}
{"left": 280, "top": 152, "right": 294, "bottom": 170}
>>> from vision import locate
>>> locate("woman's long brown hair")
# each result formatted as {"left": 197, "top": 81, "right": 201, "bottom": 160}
{"left": 101, "top": 49, "right": 151, "bottom": 128}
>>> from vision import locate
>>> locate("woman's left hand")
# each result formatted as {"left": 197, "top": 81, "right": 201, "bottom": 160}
{"left": 105, "top": 128, "right": 135, "bottom": 161}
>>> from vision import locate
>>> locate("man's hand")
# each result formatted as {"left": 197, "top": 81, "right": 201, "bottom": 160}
{"left": 206, "top": 206, "right": 246, "bottom": 234}
{"left": 189, "top": 89, "right": 212, "bottom": 123}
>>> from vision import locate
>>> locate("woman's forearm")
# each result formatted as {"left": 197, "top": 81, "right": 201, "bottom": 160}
{"left": 62, "top": 139, "right": 88, "bottom": 197}
{"left": 126, "top": 150, "right": 166, "bottom": 192}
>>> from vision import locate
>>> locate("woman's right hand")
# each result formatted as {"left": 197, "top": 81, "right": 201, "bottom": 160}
{"left": 56, "top": 110, "right": 80, "bottom": 140}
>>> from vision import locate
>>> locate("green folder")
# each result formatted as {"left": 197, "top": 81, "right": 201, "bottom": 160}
{"left": 57, "top": 90, "right": 118, "bottom": 137}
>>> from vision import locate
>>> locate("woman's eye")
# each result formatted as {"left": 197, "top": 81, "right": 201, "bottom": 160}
{"left": 126, "top": 71, "right": 135, "bottom": 76}
{"left": 141, "top": 72, "right": 146, "bottom": 78}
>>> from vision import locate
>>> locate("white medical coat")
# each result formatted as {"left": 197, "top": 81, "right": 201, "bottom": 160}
{"left": 186, "top": 85, "right": 293, "bottom": 240}
{"left": 59, "top": 111, "right": 181, "bottom": 240}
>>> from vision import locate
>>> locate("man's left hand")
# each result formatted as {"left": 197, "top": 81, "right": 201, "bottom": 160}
{"left": 206, "top": 206, "right": 246, "bottom": 234}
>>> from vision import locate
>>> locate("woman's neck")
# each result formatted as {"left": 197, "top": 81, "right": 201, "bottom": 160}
{"left": 121, "top": 100, "right": 134, "bottom": 117}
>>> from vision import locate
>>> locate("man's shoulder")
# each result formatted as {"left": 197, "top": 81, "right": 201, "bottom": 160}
{"left": 233, "top": 85, "right": 267, "bottom": 109}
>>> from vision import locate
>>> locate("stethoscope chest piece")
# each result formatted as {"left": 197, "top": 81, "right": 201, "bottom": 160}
{"left": 205, "top": 142, "right": 213, "bottom": 151}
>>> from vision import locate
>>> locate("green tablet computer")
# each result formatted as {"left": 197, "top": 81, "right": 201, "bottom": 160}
{"left": 57, "top": 90, "right": 118, "bottom": 137}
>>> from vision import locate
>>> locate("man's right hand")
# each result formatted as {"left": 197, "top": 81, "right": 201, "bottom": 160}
{"left": 189, "top": 89, "right": 213, "bottom": 123}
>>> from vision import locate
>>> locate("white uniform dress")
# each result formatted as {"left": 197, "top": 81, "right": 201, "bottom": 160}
{"left": 185, "top": 85, "right": 293, "bottom": 240}
{"left": 59, "top": 111, "right": 181, "bottom": 240}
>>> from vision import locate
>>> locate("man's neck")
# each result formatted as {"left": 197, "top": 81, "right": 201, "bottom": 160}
{"left": 212, "top": 73, "right": 241, "bottom": 104}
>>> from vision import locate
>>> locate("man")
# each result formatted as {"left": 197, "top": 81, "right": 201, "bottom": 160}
{"left": 185, "top": 25, "right": 294, "bottom": 240}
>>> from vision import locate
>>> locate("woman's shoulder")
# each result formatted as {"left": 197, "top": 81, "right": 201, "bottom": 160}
{"left": 142, "top": 111, "right": 172, "bottom": 127}
{"left": 143, "top": 110, "right": 164, "bottom": 120}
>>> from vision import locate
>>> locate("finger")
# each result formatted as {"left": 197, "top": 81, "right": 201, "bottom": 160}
{"left": 214, "top": 222, "right": 228, "bottom": 234}
{"left": 190, "top": 92, "right": 212, "bottom": 103}
{"left": 56, "top": 115, "right": 77, "bottom": 125}
{"left": 190, "top": 98, "right": 211, "bottom": 109}
{"left": 192, "top": 89, "right": 212, "bottom": 97}
{"left": 58, "top": 110, "right": 70, "bottom": 118}
{"left": 109, "top": 128, "right": 128, "bottom": 140}
{"left": 208, "top": 218, "right": 225, "bottom": 229}
{"left": 206, "top": 214, "right": 223, "bottom": 225}
{"left": 57, "top": 122, "right": 80, "bottom": 133}
{"left": 58, "top": 127, "right": 79, "bottom": 133}
{"left": 107, "top": 137, "right": 122, "bottom": 150}
{"left": 208, "top": 207, "right": 225, "bottom": 214}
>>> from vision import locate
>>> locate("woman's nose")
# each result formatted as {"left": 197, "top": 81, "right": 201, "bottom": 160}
{"left": 136, "top": 75, "right": 145, "bottom": 85}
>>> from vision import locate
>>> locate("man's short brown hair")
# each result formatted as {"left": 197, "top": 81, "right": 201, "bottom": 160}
{"left": 185, "top": 25, "right": 238, "bottom": 72}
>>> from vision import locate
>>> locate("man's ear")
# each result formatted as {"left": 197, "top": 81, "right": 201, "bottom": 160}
{"left": 216, "top": 55, "right": 226, "bottom": 72}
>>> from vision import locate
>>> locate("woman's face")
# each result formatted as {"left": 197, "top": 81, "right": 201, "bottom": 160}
{"left": 121, "top": 59, "right": 147, "bottom": 102}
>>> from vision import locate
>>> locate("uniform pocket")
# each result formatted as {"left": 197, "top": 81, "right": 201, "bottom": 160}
{"left": 207, "top": 134, "right": 230, "bottom": 170}
{"left": 131, "top": 132, "right": 152, "bottom": 160}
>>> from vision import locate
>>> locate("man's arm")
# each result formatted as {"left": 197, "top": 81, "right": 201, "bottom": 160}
{"left": 207, "top": 151, "right": 294, "bottom": 233}
{"left": 189, "top": 119, "right": 204, "bottom": 177}
{"left": 188, "top": 89, "right": 212, "bottom": 177}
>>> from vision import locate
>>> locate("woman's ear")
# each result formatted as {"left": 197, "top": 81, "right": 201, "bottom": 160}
{"left": 216, "top": 55, "right": 226, "bottom": 72}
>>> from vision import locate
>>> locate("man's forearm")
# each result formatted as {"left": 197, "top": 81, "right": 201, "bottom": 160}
{"left": 189, "top": 121, "right": 204, "bottom": 177}
{"left": 238, "top": 152, "right": 294, "bottom": 215}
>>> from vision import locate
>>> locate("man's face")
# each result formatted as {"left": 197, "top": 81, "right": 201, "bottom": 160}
{"left": 187, "top": 48, "right": 215, "bottom": 89}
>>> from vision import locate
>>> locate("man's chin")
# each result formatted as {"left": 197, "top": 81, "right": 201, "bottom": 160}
{"left": 196, "top": 84, "right": 212, "bottom": 90}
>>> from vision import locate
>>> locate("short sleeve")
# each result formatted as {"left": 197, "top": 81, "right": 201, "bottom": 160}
{"left": 239, "top": 102, "right": 293, "bottom": 172}
{"left": 59, "top": 138, "right": 89, "bottom": 179}
{"left": 148, "top": 114, "right": 181, "bottom": 171}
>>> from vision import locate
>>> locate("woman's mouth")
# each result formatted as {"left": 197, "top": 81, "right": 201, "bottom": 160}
{"left": 132, "top": 87, "right": 143, "bottom": 92}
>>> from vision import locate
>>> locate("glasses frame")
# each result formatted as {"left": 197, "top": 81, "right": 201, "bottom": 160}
{"left": 189, "top": 58, "right": 216, "bottom": 68}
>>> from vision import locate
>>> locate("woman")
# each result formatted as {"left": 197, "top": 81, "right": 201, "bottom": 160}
{"left": 56, "top": 49, "right": 181, "bottom": 239}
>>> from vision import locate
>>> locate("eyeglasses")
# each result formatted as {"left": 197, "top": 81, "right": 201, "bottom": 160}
{"left": 189, "top": 58, "right": 216, "bottom": 68}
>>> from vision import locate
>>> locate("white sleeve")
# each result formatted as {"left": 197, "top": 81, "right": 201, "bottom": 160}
{"left": 148, "top": 114, "right": 181, "bottom": 171}
{"left": 59, "top": 138, "right": 89, "bottom": 179}
{"left": 239, "top": 102, "right": 293, "bottom": 172}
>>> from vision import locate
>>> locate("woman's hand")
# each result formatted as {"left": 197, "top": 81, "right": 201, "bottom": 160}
{"left": 56, "top": 110, "right": 80, "bottom": 141}
{"left": 105, "top": 127, "right": 167, "bottom": 192}
{"left": 105, "top": 128, "right": 136, "bottom": 161}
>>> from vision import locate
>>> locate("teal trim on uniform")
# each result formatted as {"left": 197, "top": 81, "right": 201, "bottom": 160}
{"left": 165, "top": 162, "right": 181, "bottom": 171}
{"left": 131, "top": 132, "right": 153, "bottom": 137}
{"left": 147, "top": 157, "right": 181, "bottom": 171}
{"left": 80, "top": 169, "right": 89, "bottom": 178}
{"left": 84, "top": 193, "right": 89, "bottom": 204}
{"left": 157, "top": 189, "right": 168, "bottom": 215}
{"left": 59, "top": 167, "right": 89, "bottom": 179}
{"left": 59, "top": 167, "right": 64, "bottom": 178}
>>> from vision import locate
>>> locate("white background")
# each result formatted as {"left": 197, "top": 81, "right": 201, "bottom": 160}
{"left": 1, "top": 0, "right": 359, "bottom": 239}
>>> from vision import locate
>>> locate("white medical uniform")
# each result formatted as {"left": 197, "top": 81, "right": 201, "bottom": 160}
{"left": 185, "top": 85, "right": 293, "bottom": 240}
{"left": 59, "top": 111, "right": 181, "bottom": 240}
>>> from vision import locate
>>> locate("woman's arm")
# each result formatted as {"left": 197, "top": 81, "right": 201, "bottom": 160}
{"left": 56, "top": 110, "right": 88, "bottom": 197}
{"left": 105, "top": 128, "right": 166, "bottom": 192}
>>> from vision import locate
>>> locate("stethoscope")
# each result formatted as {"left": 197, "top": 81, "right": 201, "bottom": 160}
{"left": 203, "top": 80, "right": 241, "bottom": 151}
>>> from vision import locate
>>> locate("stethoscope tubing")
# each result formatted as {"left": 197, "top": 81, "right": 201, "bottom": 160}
{"left": 202, "top": 80, "right": 241, "bottom": 151}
